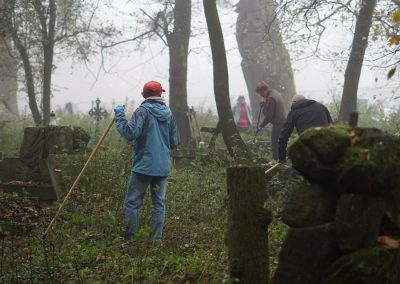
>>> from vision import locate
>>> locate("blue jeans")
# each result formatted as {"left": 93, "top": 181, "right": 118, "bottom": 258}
{"left": 124, "top": 172, "right": 168, "bottom": 243}
{"left": 271, "top": 124, "right": 282, "bottom": 161}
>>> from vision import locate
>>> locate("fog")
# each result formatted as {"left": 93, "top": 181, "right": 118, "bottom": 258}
{"left": 17, "top": 1, "right": 400, "bottom": 116}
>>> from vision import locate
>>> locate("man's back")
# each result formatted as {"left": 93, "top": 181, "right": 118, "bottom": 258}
{"left": 278, "top": 98, "right": 332, "bottom": 162}
{"left": 290, "top": 99, "right": 332, "bottom": 133}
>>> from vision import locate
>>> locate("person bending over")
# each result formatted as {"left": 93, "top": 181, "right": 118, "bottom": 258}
{"left": 255, "top": 81, "right": 287, "bottom": 161}
{"left": 278, "top": 94, "right": 332, "bottom": 163}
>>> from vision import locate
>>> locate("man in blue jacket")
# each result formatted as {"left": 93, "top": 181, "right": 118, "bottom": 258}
{"left": 114, "top": 80, "right": 180, "bottom": 244}
{"left": 278, "top": 94, "right": 332, "bottom": 163}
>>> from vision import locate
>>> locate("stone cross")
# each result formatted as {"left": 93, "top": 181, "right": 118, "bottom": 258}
{"left": 89, "top": 98, "right": 108, "bottom": 121}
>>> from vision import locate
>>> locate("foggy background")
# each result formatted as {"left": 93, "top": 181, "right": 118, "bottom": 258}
{"left": 16, "top": 0, "right": 400, "bottom": 116}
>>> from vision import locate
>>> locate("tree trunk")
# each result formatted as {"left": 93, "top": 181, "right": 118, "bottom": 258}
{"left": 4, "top": 0, "right": 41, "bottom": 124}
{"left": 12, "top": 32, "right": 42, "bottom": 125}
{"left": 0, "top": 37, "right": 18, "bottom": 119}
{"left": 0, "top": 0, "right": 18, "bottom": 119}
{"left": 236, "top": 0, "right": 296, "bottom": 117}
{"left": 339, "top": 0, "right": 377, "bottom": 123}
{"left": 203, "top": 0, "right": 253, "bottom": 161}
{"left": 37, "top": 0, "right": 56, "bottom": 125}
{"left": 167, "top": 0, "right": 192, "bottom": 147}
{"left": 227, "top": 166, "right": 272, "bottom": 283}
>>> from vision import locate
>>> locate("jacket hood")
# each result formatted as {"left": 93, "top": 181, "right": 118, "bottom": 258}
{"left": 141, "top": 101, "right": 171, "bottom": 122}
{"left": 291, "top": 99, "right": 317, "bottom": 110}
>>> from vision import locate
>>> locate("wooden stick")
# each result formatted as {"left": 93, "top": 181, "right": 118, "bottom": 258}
{"left": 264, "top": 163, "right": 280, "bottom": 175}
{"left": 43, "top": 117, "right": 115, "bottom": 237}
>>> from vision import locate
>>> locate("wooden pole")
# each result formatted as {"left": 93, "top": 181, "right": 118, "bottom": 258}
{"left": 349, "top": 111, "right": 359, "bottom": 128}
{"left": 265, "top": 163, "right": 280, "bottom": 175}
{"left": 227, "top": 166, "right": 272, "bottom": 283}
{"left": 43, "top": 117, "right": 115, "bottom": 237}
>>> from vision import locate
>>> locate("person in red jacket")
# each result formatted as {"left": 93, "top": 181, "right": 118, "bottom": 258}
{"left": 232, "top": 96, "right": 253, "bottom": 132}
{"left": 255, "top": 81, "right": 287, "bottom": 161}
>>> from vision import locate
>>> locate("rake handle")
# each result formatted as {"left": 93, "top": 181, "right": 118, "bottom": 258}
{"left": 43, "top": 117, "right": 115, "bottom": 237}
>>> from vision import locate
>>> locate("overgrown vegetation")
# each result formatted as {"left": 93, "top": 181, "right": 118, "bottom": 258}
{"left": 1, "top": 109, "right": 399, "bottom": 282}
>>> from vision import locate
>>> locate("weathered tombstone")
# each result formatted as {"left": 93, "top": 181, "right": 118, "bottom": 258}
{"left": 279, "top": 125, "right": 400, "bottom": 283}
{"left": 282, "top": 182, "right": 338, "bottom": 228}
{"left": 226, "top": 166, "right": 272, "bottom": 283}
{"left": 322, "top": 246, "right": 400, "bottom": 284}
{"left": 288, "top": 126, "right": 351, "bottom": 183}
{"left": 65, "top": 102, "right": 74, "bottom": 115}
{"left": 0, "top": 126, "right": 90, "bottom": 202}
{"left": 336, "top": 194, "right": 385, "bottom": 252}
{"left": 271, "top": 223, "right": 339, "bottom": 284}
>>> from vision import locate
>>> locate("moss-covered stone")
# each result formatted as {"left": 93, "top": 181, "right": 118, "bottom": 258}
{"left": 352, "top": 127, "right": 392, "bottom": 147}
{"left": 291, "top": 125, "right": 351, "bottom": 163}
{"left": 337, "top": 135, "right": 400, "bottom": 194}
{"left": 282, "top": 182, "right": 338, "bottom": 228}
{"left": 72, "top": 126, "right": 90, "bottom": 151}
{"left": 381, "top": 191, "right": 400, "bottom": 236}
{"left": 288, "top": 125, "right": 351, "bottom": 183}
{"left": 322, "top": 246, "right": 400, "bottom": 284}
{"left": 336, "top": 194, "right": 385, "bottom": 252}
{"left": 282, "top": 126, "right": 400, "bottom": 284}
{"left": 271, "top": 223, "right": 339, "bottom": 284}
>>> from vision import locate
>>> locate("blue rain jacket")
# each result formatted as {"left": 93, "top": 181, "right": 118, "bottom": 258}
{"left": 115, "top": 99, "right": 180, "bottom": 176}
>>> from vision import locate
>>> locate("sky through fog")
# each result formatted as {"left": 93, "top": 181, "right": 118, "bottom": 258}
{"left": 17, "top": 0, "right": 400, "bottom": 116}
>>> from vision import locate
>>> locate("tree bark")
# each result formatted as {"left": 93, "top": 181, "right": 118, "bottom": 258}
{"left": 203, "top": 0, "right": 253, "bottom": 161}
{"left": 226, "top": 166, "right": 272, "bottom": 283}
{"left": 0, "top": 37, "right": 18, "bottom": 119}
{"left": 3, "top": 0, "right": 42, "bottom": 124}
{"left": 11, "top": 31, "right": 42, "bottom": 125}
{"left": 236, "top": 0, "right": 296, "bottom": 116}
{"left": 339, "top": 0, "right": 377, "bottom": 123}
{"left": 167, "top": 0, "right": 192, "bottom": 147}
{"left": 35, "top": 0, "right": 57, "bottom": 125}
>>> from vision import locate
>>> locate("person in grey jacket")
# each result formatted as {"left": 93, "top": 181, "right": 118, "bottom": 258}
{"left": 255, "top": 81, "right": 287, "bottom": 161}
{"left": 114, "top": 80, "right": 180, "bottom": 244}
{"left": 278, "top": 94, "right": 332, "bottom": 163}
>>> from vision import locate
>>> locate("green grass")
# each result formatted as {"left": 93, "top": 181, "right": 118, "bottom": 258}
{"left": 2, "top": 107, "right": 398, "bottom": 283}
{"left": 0, "top": 113, "right": 288, "bottom": 283}
{"left": 1, "top": 152, "right": 289, "bottom": 283}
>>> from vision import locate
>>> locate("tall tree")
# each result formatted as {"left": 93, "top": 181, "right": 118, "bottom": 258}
{"left": 276, "top": 0, "right": 400, "bottom": 117}
{"left": 107, "top": 1, "right": 193, "bottom": 147}
{"left": 164, "top": 0, "right": 192, "bottom": 147}
{"left": 0, "top": 30, "right": 18, "bottom": 119}
{"left": 339, "top": 0, "right": 377, "bottom": 123}
{"left": 236, "top": 0, "right": 296, "bottom": 115}
{"left": 1, "top": 0, "right": 115, "bottom": 125}
{"left": 203, "top": 0, "right": 253, "bottom": 161}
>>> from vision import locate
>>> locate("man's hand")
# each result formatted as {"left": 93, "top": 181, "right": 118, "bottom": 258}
{"left": 377, "top": 235, "right": 400, "bottom": 249}
{"left": 114, "top": 104, "right": 125, "bottom": 114}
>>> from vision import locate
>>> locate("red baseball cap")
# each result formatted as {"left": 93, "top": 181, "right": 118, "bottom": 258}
{"left": 142, "top": 81, "right": 165, "bottom": 93}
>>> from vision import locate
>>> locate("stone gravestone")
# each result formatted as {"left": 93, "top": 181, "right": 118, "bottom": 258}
{"left": 272, "top": 126, "right": 400, "bottom": 284}
{"left": 1, "top": 126, "right": 90, "bottom": 201}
